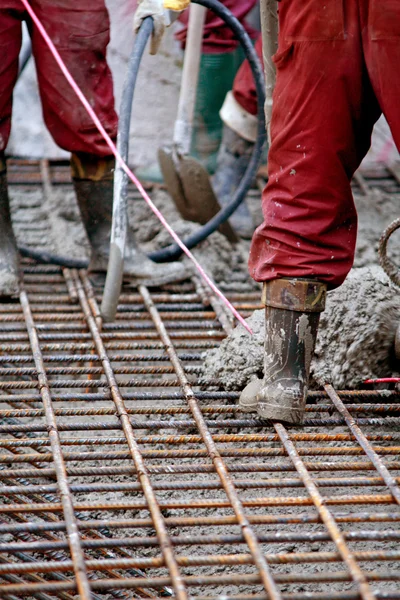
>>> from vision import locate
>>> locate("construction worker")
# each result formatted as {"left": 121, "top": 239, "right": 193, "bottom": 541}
{"left": 237, "top": 0, "right": 400, "bottom": 424}
{"left": 0, "top": 0, "right": 186, "bottom": 298}
{"left": 174, "top": 1, "right": 258, "bottom": 238}
{"left": 212, "top": 35, "right": 263, "bottom": 239}
{"left": 176, "top": 0, "right": 258, "bottom": 176}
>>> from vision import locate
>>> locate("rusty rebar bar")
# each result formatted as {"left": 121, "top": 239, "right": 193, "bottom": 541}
{"left": 326, "top": 384, "right": 400, "bottom": 505}
{"left": 18, "top": 288, "right": 93, "bottom": 599}
{"left": 138, "top": 284, "right": 283, "bottom": 600}
{"left": 71, "top": 270, "right": 188, "bottom": 600}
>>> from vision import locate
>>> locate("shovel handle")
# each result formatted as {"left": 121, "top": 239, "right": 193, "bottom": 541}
{"left": 259, "top": 0, "right": 278, "bottom": 143}
{"left": 173, "top": 3, "right": 206, "bottom": 155}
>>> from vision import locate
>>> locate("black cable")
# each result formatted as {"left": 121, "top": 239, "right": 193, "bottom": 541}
{"left": 20, "top": 0, "right": 266, "bottom": 267}
{"left": 119, "top": 17, "right": 154, "bottom": 174}
{"left": 19, "top": 245, "right": 89, "bottom": 269}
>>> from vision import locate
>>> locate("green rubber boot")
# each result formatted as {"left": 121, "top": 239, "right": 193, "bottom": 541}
{"left": 191, "top": 47, "right": 244, "bottom": 174}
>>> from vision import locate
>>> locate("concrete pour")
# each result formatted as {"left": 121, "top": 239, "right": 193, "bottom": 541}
{"left": 201, "top": 266, "right": 400, "bottom": 390}
{"left": 6, "top": 1, "right": 400, "bottom": 391}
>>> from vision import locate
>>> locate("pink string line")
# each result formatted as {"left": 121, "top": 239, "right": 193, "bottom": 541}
{"left": 364, "top": 378, "right": 400, "bottom": 384}
{"left": 20, "top": 0, "right": 253, "bottom": 335}
{"left": 377, "top": 138, "right": 395, "bottom": 165}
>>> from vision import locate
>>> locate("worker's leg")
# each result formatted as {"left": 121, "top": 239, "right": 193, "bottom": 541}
{"left": 0, "top": 167, "right": 20, "bottom": 297}
{"left": 0, "top": 8, "right": 23, "bottom": 297}
{"left": 241, "top": 279, "right": 327, "bottom": 424}
{"left": 30, "top": 1, "right": 185, "bottom": 283}
{"left": 249, "top": 0, "right": 381, "bottom": 290}
{"left": 176, "top": 0, "right": 258, "bottom": 174}
{"left": 363, "top": 0, "right": 400, "bottom": 153}
{"left": 220, "top": 34, "right": 262, "bottom": 141}
{"left": 242, "top": 0, "right": 381, "bottom": 422}
{"left": 213, "top": 35, "right": 263, "bottom": 239}
{"left": 71, "top": 153, "right": 186, "bottom": 285}
{"left": 29, "top": 0, "right": 117, "bottom": 155}
{"left": 0, "top": 7, "right": 23, "bottom": 154}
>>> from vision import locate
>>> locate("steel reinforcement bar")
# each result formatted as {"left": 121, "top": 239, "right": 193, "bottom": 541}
{"left": 0, "top": 159, "right": 399, "bottom": 598}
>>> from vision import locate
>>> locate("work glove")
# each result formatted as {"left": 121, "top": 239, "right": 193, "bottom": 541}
{"left": 133, "top": 0, "right": 190, "bottom": 55}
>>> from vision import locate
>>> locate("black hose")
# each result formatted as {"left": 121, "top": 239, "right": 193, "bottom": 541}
{"left": 20, "top": 0, "right": 266, "bottom": 267}
{"left": 19, "top": 245, "right": 88, "bottom": 269}
{"left": 120, "top": 17, "right": 154, "bottom": 176}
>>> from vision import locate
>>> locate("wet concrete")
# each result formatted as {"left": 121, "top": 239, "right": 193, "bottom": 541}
{"left": 202, "top": 266, "right": 400, "bottom": 390}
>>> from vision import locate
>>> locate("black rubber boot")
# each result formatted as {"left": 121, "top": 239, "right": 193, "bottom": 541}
{"left": 239, "top": 278, "right": 326, "bottom": 424}
{"left": 0, "top": 170, "right": 20, "bottom": 298}
{"left": 212, "top": 124, "right": 254, "bottom": 239}
{"left": 73, "top": 173, "right": 186, "bottom": 286}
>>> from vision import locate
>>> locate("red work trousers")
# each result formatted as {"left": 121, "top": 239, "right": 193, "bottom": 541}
{"left": 176, "top": 0, "right": 258, "bottom": 53}
{"left": 0, "top": 1, "right": 117, "bottom": 156}
{"left": 233, "top": 35, "right": 262, "bottom": 116}
{"left": 248, "top": 0, "right": 400, "bottom": 290}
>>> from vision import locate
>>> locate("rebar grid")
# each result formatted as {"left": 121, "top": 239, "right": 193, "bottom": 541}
{"left": 0, "top": 159, "right": 399, "bottom": 599}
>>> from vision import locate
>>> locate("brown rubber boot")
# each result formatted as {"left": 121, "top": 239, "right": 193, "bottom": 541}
{"left": 72, "top": 153, "right": 187, "bottom": 285}
{"left": 239, "top": 278, "right": 326, "bottom": 424}
{"left": 0, "top": 165, "right": 20, "bottom": 298}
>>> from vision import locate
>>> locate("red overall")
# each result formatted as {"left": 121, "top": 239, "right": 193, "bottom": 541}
{"left": 232, "top": 35, "right": 262, "bottom": 117}
{"left": 176, "top": 0, "right": 258, "bottom": 53}
{"left": 245, "top": 0, "right": 400, "bottom": 290}
{"left": 0, "top": 1, "right": 117, "bottom": 156}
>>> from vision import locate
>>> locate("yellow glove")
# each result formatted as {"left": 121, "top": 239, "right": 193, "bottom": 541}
{"left": 134, "top": 0, "right": 190, "bottom": 56}
{"left": 163, "top": 0, "right": 190, "bottom": 9}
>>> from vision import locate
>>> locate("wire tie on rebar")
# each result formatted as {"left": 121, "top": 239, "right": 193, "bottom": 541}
{"left": 116, "top": 409, "right": 129, "bottom": 419}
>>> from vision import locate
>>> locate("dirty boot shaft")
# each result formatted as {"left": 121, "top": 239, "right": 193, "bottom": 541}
{"left": 240, "top": 278, "right": 326, "bottom": 424}
{"left": 212, "top": 123, "right": 254, "bottom": 239}
{"left": 72, "top": 152, "right": 186, "bottom": 285}
{"left": 0, "top": 163, "right": 20, "bottom": 298}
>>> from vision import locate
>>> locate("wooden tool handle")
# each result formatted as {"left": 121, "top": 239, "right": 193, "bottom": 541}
{"left": 173, "top": 3, "right": 206, "bottom": 155}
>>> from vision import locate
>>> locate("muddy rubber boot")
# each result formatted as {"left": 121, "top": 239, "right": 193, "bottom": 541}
{"left": 0, "top": 169, "right": 20, "bottom": 298}
{"left": 72, "top": 154, "right": 186, "bottom": 285}
{"left": 212, "top": 124, "right": 254, "bottom": 239}
{"left": 239, "top": 279, "right": 326, "bottom": 424}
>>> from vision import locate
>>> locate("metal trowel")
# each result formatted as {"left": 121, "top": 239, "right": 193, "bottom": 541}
{"left": 158, "top": 3, "right": 237, "bottom": 243}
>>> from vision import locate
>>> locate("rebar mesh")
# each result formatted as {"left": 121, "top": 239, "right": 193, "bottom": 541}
{"left": 0, "top": 159, "right": 399, "bottom": 599}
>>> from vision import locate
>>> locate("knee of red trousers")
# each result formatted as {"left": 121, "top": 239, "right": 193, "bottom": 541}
{"left": 176, "top": 0, "right": 258, "bottom": 53}
{"left": 248, "top": 146, "right": 358, "bottom": 291}
{"left": 43, "top": 113, "right": 118, "bottom": 156}
{"left": 248, "top": 208, "right": 357, "bottom": 291}
{"left": 30, "top": 2, "right": 117, "bottom": 156}
{"left": 38, "top": 61, "right": 118, "bottom": 155}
